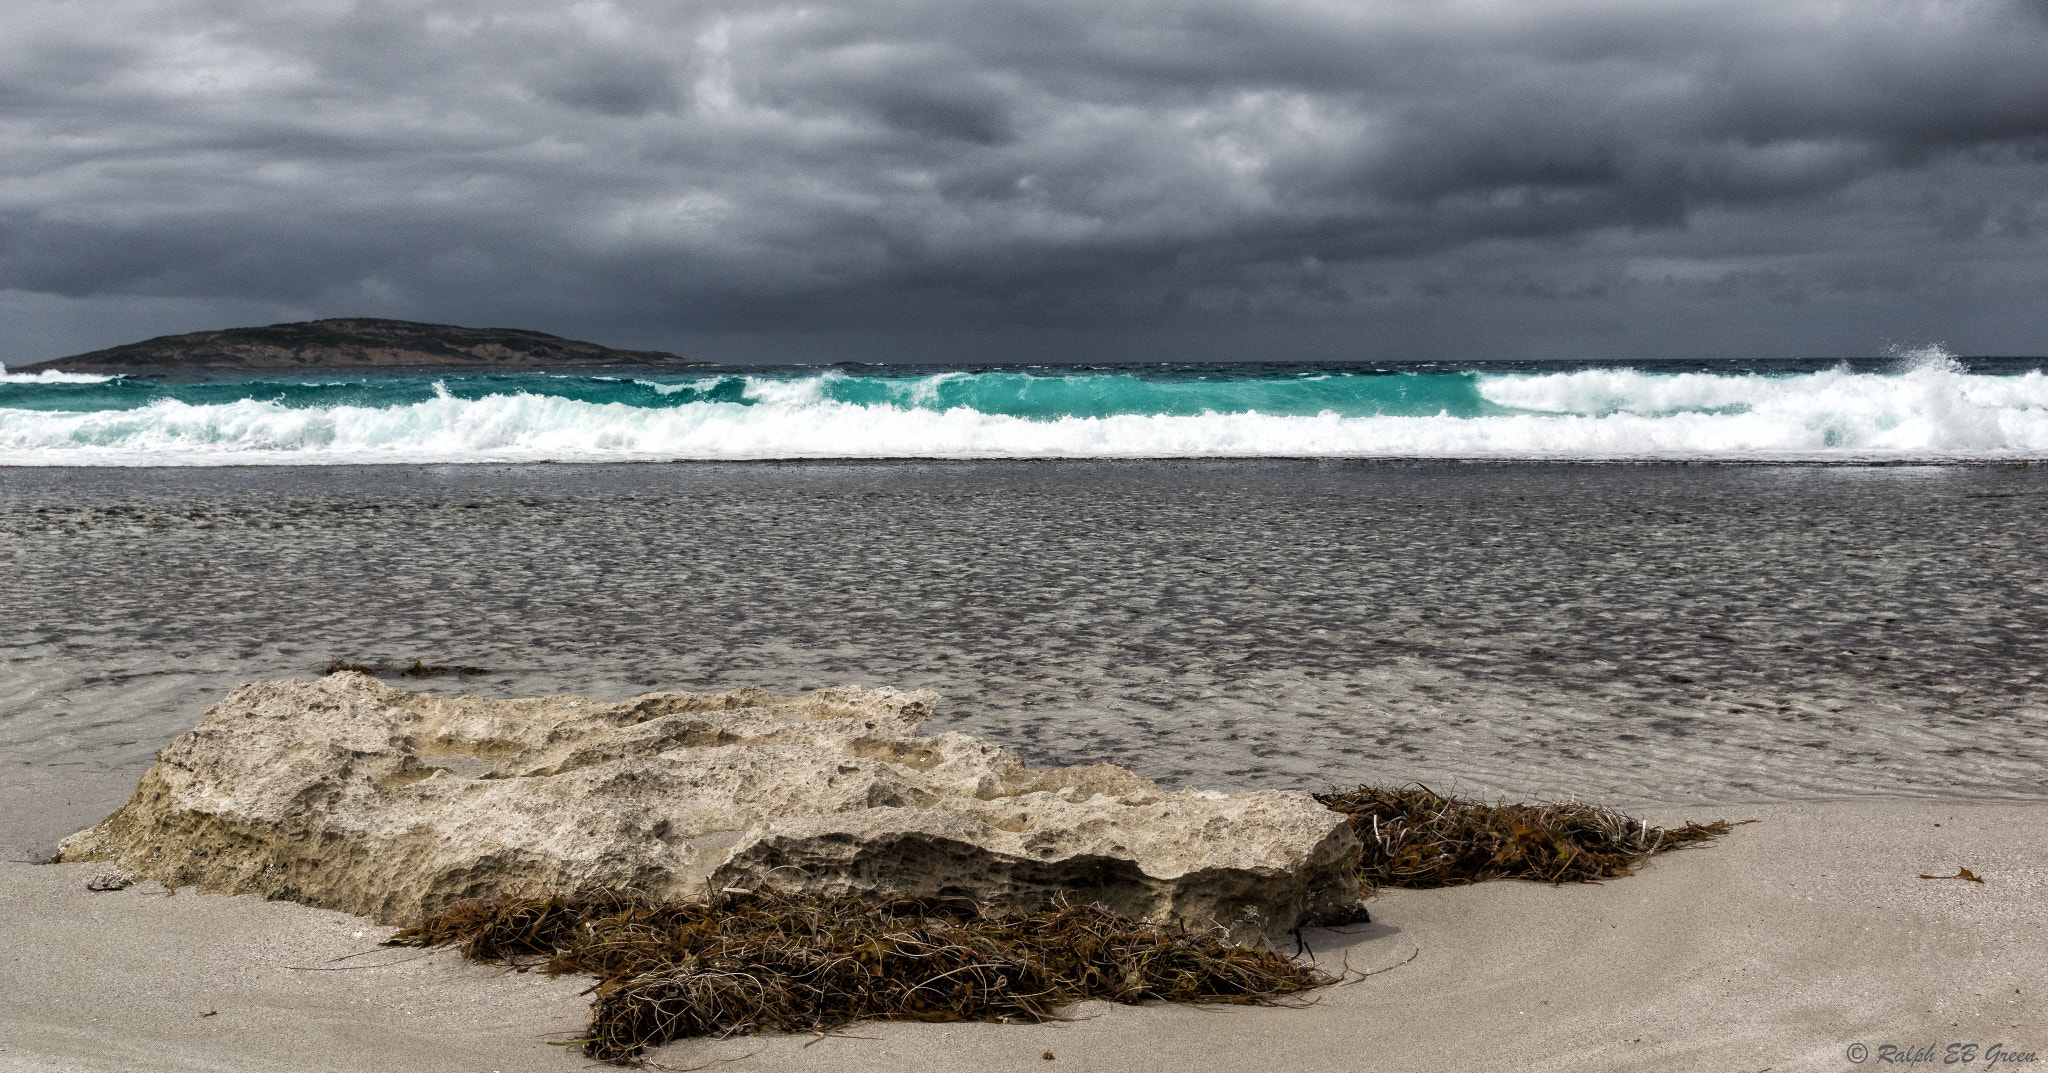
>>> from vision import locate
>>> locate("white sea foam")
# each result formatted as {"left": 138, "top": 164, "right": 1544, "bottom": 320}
{"left": 0, "top": 363, "right": 117, "bottom": 384}
{"left": 1472, "top": 362, "right": 2048, "bottom": 459}
{"left": 1886, "top": 342, "right": 1966, "bottom": 373}
{"left": 4, "top": 364, "right": 2047, "bottom": 464}
{"left": 636, "top": 376, "right": 733, "bottom": 396}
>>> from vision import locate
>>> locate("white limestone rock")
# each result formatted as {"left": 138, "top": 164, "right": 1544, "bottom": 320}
{"left": 59, "top": 673, "right": 1362, "bottom": 940}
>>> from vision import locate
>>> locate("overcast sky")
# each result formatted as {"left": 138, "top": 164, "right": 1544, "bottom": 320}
{"left": 5, "top": 0, "right": 2048, "bottom": 364}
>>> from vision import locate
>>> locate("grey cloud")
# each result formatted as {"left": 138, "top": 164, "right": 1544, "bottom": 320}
{"left": 3, "top": 0, "right": 2048, "bottom": 361}
{"left": 539, "top": 52, "right": 683, "bottom": 117}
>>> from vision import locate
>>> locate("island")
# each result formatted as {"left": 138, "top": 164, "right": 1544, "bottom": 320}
{"left": 15, "top": 318, "right": 705, "bottom": 371}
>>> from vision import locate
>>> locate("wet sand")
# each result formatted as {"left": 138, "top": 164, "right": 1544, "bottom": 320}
{"left": 6, "top": 461, "right": 2043, "bottom": 1070}
{"left": 4, "top": 799, "right": 2042, "bottom": 1073}
{"left": 7, "top": 461, "right": 2047, "bottom": 865}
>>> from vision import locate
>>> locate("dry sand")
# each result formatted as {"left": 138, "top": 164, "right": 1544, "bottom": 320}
{"left": 3, "top": 800, "right": 2042, "bottom": 1073}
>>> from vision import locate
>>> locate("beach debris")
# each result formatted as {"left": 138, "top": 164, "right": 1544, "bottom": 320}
{"left": 1339, "top": 944, "right": 1420, "bottom": 984}
{"left": 84, "top": 867, "right": 134, "bottom": 892}
{"left": 57, "top": 674, "right": 1361, "bottom": 941}
{"left": 802, "top": 1031, "right": 877, "bottom": 1046}
{"left": 321, "top": 658, "right": 489, "bottom": 678}
{"left": 1314, "top": 784, "right": 1740, "bottom": 889}
{"left": 388, "top": 889, "right": 1332, "bottom": 1064}
{"left": 1917, "top": 867, "right": 1985, "bottom": 883}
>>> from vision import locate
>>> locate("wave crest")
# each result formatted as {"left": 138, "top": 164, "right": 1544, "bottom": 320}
{"left": 4, "top": 363, "right": 2047, "bottom": 464}
{"left": 0, "top": 364, "right": 118, "bottom": 384}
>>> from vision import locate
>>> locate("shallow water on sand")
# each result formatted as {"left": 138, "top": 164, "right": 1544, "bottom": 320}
{"left": 4, "top": 461, "right": 2044, "bottom": 829}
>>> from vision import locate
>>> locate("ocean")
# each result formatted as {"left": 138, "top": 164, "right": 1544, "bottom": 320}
{"left": 4, "top": 350, "right": 2047, "bottom": 464}
{"left": 4, "top": 354, "right": 2046, "bottom": 857}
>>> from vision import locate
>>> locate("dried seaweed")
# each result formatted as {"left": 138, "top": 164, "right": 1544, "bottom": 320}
{"left": 1315, "top": 783, "right": 1737, "bottom": 890}
{"left": 322, "top": 658, "right": 489, "bottom": 678}
{"left": 389, "top": 785, "right": 1742, "bottom": 1061}
{"left": 389, "top": 890, "right": 1332, "bottom": 1064}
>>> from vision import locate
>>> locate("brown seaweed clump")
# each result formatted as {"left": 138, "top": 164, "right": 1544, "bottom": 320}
{"left": 321, "top": 658, "right": 488, "bottom": 678}
{"left": 1315, "top": 784, "right": 1736, "bottom": 890}
{"left": 388, "top": 890, "right": 1333, "bottom": 1064}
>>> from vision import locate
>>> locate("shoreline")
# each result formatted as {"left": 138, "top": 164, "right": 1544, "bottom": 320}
{"left": 5, "top": 798, "right": 2042, "bottom": 1073}
{"left": 7, "top": 457, "right": 2048, "bottom": 469}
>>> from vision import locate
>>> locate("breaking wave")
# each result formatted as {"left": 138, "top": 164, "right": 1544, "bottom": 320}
{"left": 3, "top": 353, "right": 2046, "bottom": 464}
{"left": 0, "top": 364, "right": 117, "bottom": 385}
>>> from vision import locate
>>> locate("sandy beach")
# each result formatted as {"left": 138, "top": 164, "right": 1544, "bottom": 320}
{"left": 5, "top": 462, "right": 2046, "bottom": 1071}
{"left": 4, "top": 799, "right": 2040, "bottom": 1073}
{"left": 10, "top": 0, "right": 2048, "bottom": 1063}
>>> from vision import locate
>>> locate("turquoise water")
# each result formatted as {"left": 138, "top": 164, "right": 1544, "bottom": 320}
{"left": 3, "top": 355, "right": 2046, "bottom": 462}
{"left": 1, "top": 365, "right": 1504, "bottom": 418}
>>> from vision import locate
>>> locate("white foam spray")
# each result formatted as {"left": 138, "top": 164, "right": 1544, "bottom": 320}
{"left": 0, "top": 363, "right": 117, "bottom": 385}
{"left": 3, "top": 363, "right": 2046, "bottom": 464}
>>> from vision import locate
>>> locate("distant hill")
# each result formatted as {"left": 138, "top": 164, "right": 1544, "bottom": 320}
{"left": 18, "top": 318, "right": 704, "bottom": 371}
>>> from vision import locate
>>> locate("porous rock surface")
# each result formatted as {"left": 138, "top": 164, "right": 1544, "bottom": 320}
{"left": 59, "top": 673, "right": 1362, "bottom": 940}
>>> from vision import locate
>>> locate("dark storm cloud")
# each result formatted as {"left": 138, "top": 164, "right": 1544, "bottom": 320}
{"left": 4, "top": 0, "right": 2048, "bottom": 357}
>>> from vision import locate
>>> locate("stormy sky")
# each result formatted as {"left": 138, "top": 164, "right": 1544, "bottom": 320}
{"left": 5, "top": 0, "right": 2048, "bottom": 364}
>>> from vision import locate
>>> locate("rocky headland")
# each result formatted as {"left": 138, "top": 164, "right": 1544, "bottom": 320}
{"left": 18, "top": 318, "right": 703, "bottom": 371}
{"left": 58, "top": 674, "right": 1363, "bottom": 941}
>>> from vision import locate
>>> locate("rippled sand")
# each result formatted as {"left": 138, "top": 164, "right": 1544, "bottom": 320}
{"left": 4, "top": 461, "right": 2044, "bottom": 853}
